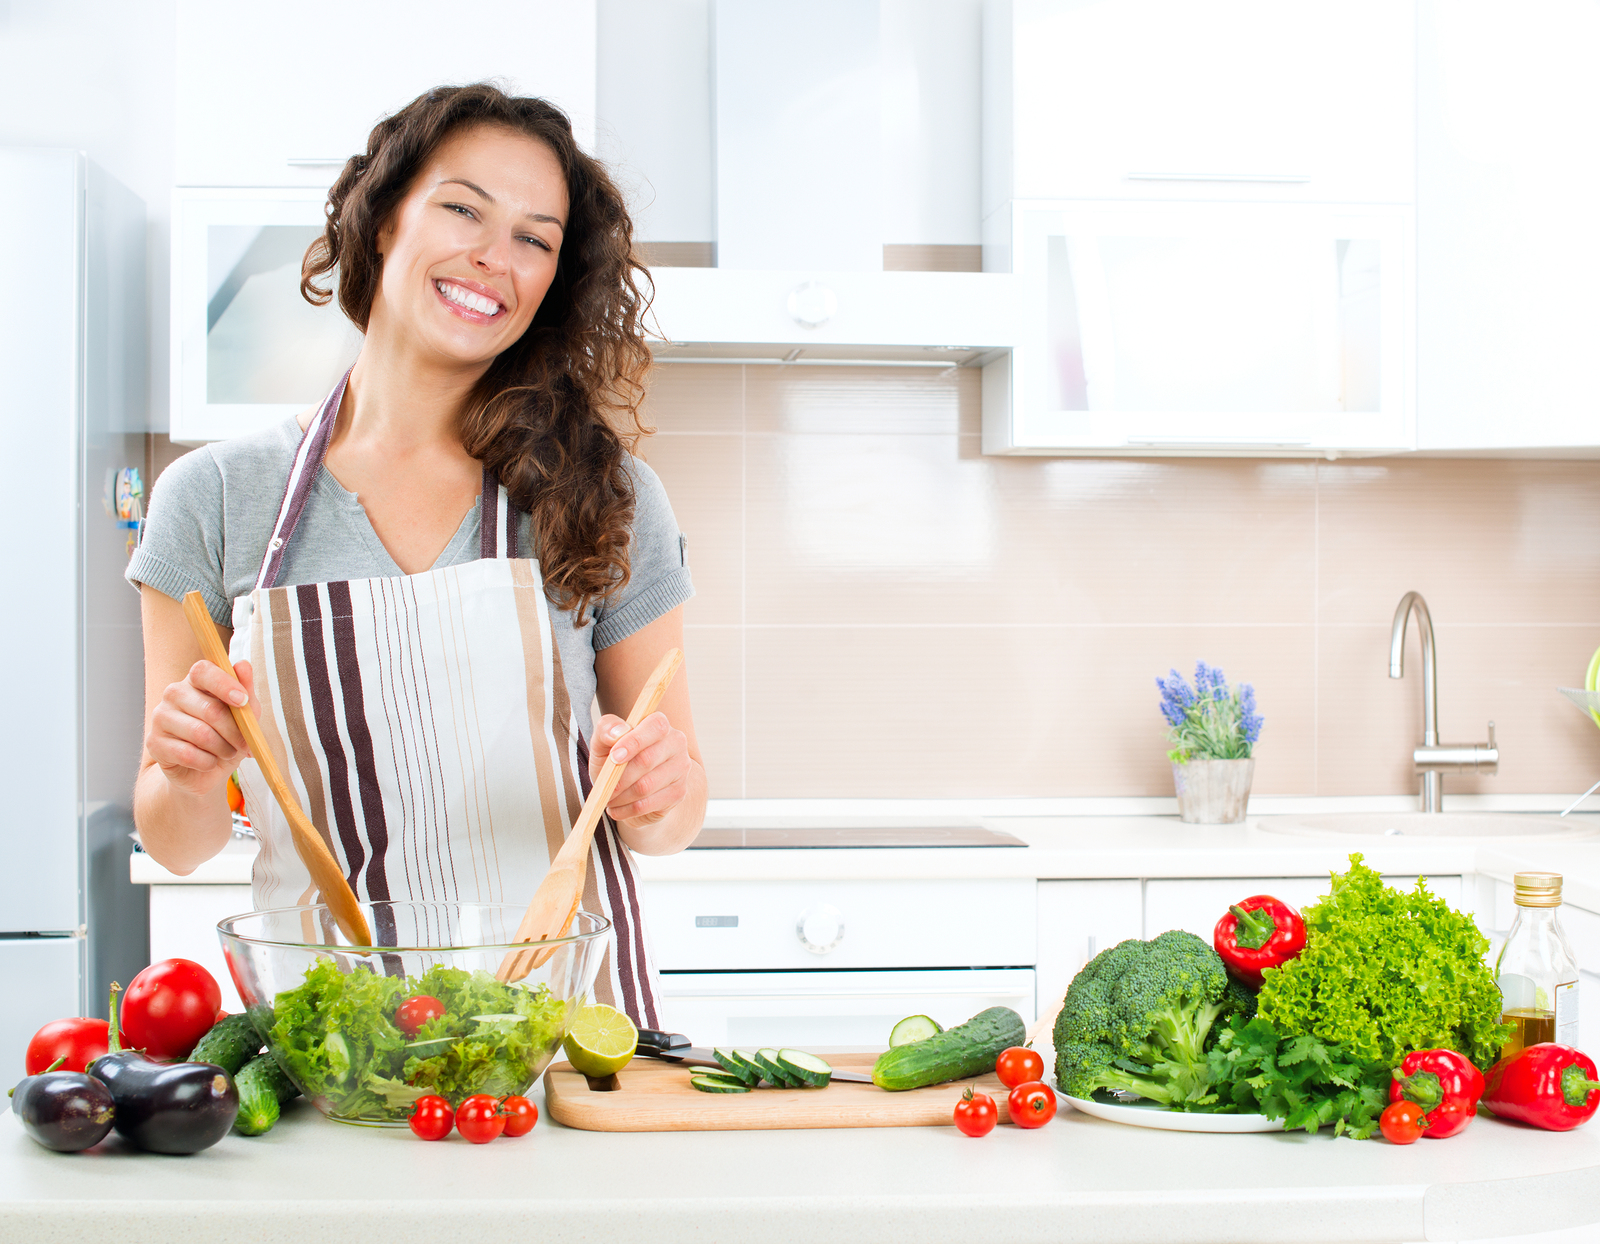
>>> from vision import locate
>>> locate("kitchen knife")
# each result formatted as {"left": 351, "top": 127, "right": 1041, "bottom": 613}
{"left": 633, "top": 1029, "right": 874, "bottom": 1084}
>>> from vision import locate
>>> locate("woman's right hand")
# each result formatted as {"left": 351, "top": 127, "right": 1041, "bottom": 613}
{"left": 144, "top": 657, "right": 258, "bottom": 798}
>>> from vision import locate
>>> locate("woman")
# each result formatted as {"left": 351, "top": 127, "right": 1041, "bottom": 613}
{"left": 128, "top": 85, "right": 705, "bottom": 1027}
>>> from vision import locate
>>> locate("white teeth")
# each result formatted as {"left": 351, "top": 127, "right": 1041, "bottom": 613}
{"left": 436, "top": 281, "right": 502, "bottom": 316}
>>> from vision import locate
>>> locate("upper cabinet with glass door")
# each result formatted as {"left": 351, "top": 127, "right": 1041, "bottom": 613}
{"left": 980, "top": 0, "right": 1415, "bottom": 456}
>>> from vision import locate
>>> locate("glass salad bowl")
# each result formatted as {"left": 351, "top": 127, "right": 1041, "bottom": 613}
{"left": 217, "top": 901, "right": 611, "bottom": 1127}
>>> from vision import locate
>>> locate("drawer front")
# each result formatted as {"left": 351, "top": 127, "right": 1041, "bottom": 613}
{"left": 641, "top": 879, "right": 1036, "bottom": 970}
{"left": 656, "top": 968, "right": 1037, "bottom": 1047}
{"left": 1144, "top": 876, "right": 1463, "bottom": 942}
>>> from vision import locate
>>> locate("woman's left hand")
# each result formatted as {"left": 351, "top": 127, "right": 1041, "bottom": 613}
{"left": 590, "top": 710, "right": 692, "bottom": 830}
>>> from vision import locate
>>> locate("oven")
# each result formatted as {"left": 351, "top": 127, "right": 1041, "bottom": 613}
{"left": 640, "top": 827, "right": 1036, "bottom": 1048}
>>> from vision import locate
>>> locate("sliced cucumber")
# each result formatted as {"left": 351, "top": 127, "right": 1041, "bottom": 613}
{"left": 888, "top": 1014, "right": 944, "bottom": 1047}
{"left": 753, "top": 1048, "right": 800, "bottom": 1087}
{"left": 712, "top": 1048, "right": 762, "bottom": 1086}
{"left": 729, "top": 1049, "right": 768, "bottom": 1084}
{"left": 324, "top": 1031, "right": 352, "bottom": 1082}
{"left": 775, "top": 1049, "right": 833, "bottom": 1087}
{"left": 693, "top": 1071, "right": 752, "bottom": 1090}
{"left": 690, "top": 1073, "right": 751, "bottom": 1094}
{"left": 405, "top": 1036, "right": 455, "bottom": 1057}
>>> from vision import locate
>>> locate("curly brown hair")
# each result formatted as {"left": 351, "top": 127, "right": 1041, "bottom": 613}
{"left": 301, "top": 83, "right": 655, "bottom": 623}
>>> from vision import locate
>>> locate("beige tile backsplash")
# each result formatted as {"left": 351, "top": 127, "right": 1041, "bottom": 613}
{"left": 641, "top": 364, "right": 1600, "bottom": 800}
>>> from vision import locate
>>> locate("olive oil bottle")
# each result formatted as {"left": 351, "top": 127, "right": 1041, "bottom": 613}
{"left": 1494, "top": 872, "right": 1579, "bottom": 1058}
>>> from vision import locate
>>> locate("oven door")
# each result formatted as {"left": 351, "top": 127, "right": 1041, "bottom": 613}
{"left": 655, "top": 968, "right": 1036, "bottom": 1049}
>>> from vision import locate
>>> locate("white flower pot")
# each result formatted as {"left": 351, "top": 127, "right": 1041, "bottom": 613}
{"left": 1171, "top": 758, "right": 1255, "bottom": 824}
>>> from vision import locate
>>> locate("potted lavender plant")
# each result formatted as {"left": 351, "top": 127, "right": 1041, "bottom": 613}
{"left": 1156, "top": 662, "right": 1263, "bottom": 824}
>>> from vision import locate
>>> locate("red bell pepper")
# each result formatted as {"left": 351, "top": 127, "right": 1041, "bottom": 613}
{"left": 1212, "top": 895, "right": 1307, "bottom": 989}
{"left": 1483, "top": 1043, "right": 1600, "bottom": 1131}
{"left": 1389, "top": 1048, "right": 1484, "bottom": 1139}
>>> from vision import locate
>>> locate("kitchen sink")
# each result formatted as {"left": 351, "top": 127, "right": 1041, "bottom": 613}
{"left": 1255, "top": 812, "right": 1600, "bottom": 840}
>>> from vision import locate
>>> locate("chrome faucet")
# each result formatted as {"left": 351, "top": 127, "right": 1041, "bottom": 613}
{"left": 1388, "top": 591, "right": 1498, "bottom": 812}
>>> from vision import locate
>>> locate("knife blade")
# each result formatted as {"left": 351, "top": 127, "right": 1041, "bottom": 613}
{"left": 633, "top": 1029, "right": 874, "bottom": 1084}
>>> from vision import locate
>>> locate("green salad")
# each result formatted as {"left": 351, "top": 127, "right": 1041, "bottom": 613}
{"left": 263, "top": 958, "right": 566, "bottom": 1120}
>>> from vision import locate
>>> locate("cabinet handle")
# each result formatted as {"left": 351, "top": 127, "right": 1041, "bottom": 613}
{"left": 657, "top": 989, "right": 1036, "bottom": 1001}
{"left": 286, "top": 158, "right": 347, "bottom": 167}
{"left": 1126, "top": 172, "right": 1311, "bottom": 184}
{"left": 1125, "top": 437, "right": 1312, "bottom": 449}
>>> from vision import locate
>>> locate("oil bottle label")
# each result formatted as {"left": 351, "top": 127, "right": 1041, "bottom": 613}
{"left": 1556, "top": 979, "right": 1580, "bottom": 1048}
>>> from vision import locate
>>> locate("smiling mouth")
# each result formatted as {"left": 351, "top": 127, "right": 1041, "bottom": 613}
{"left": 434, "top": 279, "right": 505, "bottom": 317}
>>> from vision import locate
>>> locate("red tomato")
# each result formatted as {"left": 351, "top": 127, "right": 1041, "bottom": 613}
{"left": 953, "top": 1085, "right": 998, "bottom": 1137}
{"left": 1008, "top": 1081, "right": 1057, "bottom": 1129}
{"left": 25, "top": 1018, "right": 111, "bottom": 1075}
{"left": 395, "top": 995, "right": 446, "bottom": 1038}
{"left": 456, "top": 1095, "right": 507, "bottom": 1144}
{"left": 1380, "top": 1100, "right": 1427, "bottom": 1145}
{"left": 120, "top": 959, "right": 222, "bottom": 1061}
{"left": 995, "top": 1046, "right": 1045, "bottom": 1089}
{"left": 500, "top": 1095, "right": 538, "bottom": 1137}
{"left": 408, "top": 1094, "right": 454, "bottom": 1141}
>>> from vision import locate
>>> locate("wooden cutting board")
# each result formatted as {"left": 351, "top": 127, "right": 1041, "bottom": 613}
{"left": 544, "top": 1053, "right": 1015, "bottom": 1131}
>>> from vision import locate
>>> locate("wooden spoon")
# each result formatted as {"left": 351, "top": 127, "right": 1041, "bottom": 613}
{"left": 182, "top": 591, "right": 374, "bottom": 948}
{"left": 496, "top": 647, "right": 684, "bottom": 982}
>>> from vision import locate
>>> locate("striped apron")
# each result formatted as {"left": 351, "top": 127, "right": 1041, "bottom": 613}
{"left": 225, "top": 371, "right": 662, "bottom": 1027}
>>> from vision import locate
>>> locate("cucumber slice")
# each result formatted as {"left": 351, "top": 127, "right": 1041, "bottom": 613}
{"left": 888, "top": 1014, "right": 944, "bottom": 1047}
{"left": 693, "top": 1071, "right": 752, "bottom": 1090}
{"left": 775, "top": 1049, "right": 832, "bottom": 1087}
{"left": 690, "top": 1073, "right": 751, "bottom": 1094}
{"left": 729, "top": 1049, "right": 768, "bottom": 1084}
{"left": 405, "top": 1036, "right": 455, "bottom": 1057}
{"left": 753, "top": 1048, "right": 800, "bottom": 1087}
{"left": 712, "top": 1048, "right": 762, "bottom": 1086}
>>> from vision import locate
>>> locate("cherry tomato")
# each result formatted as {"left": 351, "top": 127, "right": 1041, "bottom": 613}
{"left": 120, "top": 959, "right": 222, "bottom": 1061}
{"left": 500, "top": 1095, "right": 538, "bottom": 1137}
{"left": 456, "top": 1094, "right": 507, "bottom": 1144}
{"left": 995, "top": 1046, "right": 1045, "bottom": 1089}
{"left": 1380, "top": 1100, "right": 1427, "bottom": 1145}
{"left": 408, "top": 1094, "right": 454, "bottom": 1141}
{"left": 953, "top": 1085, "right": 998, "bottom": 1137}
{"left": 1008, "top": 1080, "right": 1057, "bottom": 1129}
{"left": 395, "top": 995, "right": 446, "bottom": 1038}
{"left": 25, "top": 1018, "right": 111, "bottom": 1075}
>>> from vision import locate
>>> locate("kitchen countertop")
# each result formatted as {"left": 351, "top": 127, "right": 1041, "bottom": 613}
{"left": 132, "top": 812, "right": 1600, "bottom": 911}
{"left": 4, "top": 1084, "right": 1599, "bottom": 1244}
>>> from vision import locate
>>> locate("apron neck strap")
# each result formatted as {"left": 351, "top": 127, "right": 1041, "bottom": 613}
{"left": 256, "top": 370, "right": 516, "bottom": 590}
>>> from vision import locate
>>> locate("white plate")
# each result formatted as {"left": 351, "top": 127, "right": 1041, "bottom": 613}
{"left": 1064, "top": 1095, "right": 1282, "bottom": 1133}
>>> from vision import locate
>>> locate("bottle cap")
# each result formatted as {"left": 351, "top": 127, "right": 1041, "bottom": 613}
{"left": 1513, "top": 872, "right": 1564, "bottom": 907}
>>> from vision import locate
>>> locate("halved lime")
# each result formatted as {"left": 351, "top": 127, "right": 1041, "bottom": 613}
{"left": 562, "top": 1003, "right": 638, "bottom": 1077}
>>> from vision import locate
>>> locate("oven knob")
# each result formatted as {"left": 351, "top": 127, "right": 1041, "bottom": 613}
{"left": 796, "top": 905, "right": 844, "bottom": 955}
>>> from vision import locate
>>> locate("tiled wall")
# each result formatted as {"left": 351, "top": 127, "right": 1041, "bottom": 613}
{"left": 640, "top": 364, "right": 1600, "bottom": 800}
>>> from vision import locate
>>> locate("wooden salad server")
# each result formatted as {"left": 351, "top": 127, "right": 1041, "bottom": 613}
{"left": 497, "top": 647, "right": 684, "bottom": 983}
{"left": 182, "top": 591, "right": 374, "bottom": 948}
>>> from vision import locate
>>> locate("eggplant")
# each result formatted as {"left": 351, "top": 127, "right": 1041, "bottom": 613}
{"left": 83, "top": 981, "right": 239, "bottom": 1155}
{"left": 86, "top": 1051, "right": 238, "bottom": 1155}
{"left": 9, "top": 1070, "right": 114, "bottom": 1152}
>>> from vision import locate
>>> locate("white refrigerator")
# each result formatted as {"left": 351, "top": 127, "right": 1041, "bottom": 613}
{"left": 0, "top": 149, "right": 150, "bottom": 1073}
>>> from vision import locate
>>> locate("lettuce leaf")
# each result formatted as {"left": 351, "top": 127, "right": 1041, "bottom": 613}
{"left": 1256, "top": 854, "right": 1510, "bottom": 1072}
{"left": 266, "top": 957, "right": 566, "bottom": 1120}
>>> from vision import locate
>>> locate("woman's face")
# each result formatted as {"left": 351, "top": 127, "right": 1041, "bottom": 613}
{"left": 372, "top": 124, "right": 568, "bottom": 369}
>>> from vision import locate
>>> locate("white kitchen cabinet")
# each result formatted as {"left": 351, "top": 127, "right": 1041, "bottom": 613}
{"left": 983, "top": 199, "right": 1413, "bottom": 456}
{"left": 1035, "top": 880, "right": 1142, "bottom": 1018}
{"left": 1415, "top": 0, "right": 1600, "bottom": 452}
{"left": 173, "top": 1, "right": 597, "bottom": 188}
{"left": 1, "top": 938, "right": 83, "bottom": 1080}
{"left": 148, "top": 884, "right": 253, "bottom": 1013}
{"left": 982, "top": 0, "right": 1415, "bottom": 219}
{"left": 1144, "top": 875, "right": 1463, "bottom": 943}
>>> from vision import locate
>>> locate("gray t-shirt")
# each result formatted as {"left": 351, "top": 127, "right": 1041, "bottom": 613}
{"left": 127, "top": 418, "right": 693, "bottom": 740}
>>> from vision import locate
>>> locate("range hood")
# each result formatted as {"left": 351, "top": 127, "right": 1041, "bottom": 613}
{"left": 644, "top": 0, "right": 1015, "bottom": 367}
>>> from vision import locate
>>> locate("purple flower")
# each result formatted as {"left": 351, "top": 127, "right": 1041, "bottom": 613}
{"left": 1156, "top": 669, "right": 1195, "bottom": 727}
{"left": 1240, "top": 683, "right": 1263, "bottom": 745}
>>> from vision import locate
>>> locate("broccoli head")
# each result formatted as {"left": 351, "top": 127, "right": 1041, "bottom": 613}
{"left": 1053, "top": 929, "right": 1247, "bottom": 1110}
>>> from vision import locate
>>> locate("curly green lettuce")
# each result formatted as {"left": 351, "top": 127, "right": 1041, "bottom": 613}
{"left": 1257, "top": 854, "right": 1510, "bottom": 1071}
{"left": 262, "top": 959, "right": 566, "bottom": 1120}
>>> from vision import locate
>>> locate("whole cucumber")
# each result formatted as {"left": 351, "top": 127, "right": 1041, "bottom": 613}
{"left": 871, "top": 1006, "right": 1027, "bottom": 1092}
{"left": 189, "top": 1014, "right": 262, "bottom": 1077}
{"left": 233, "top": 1054, "right": 300, "bottom": 1136}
